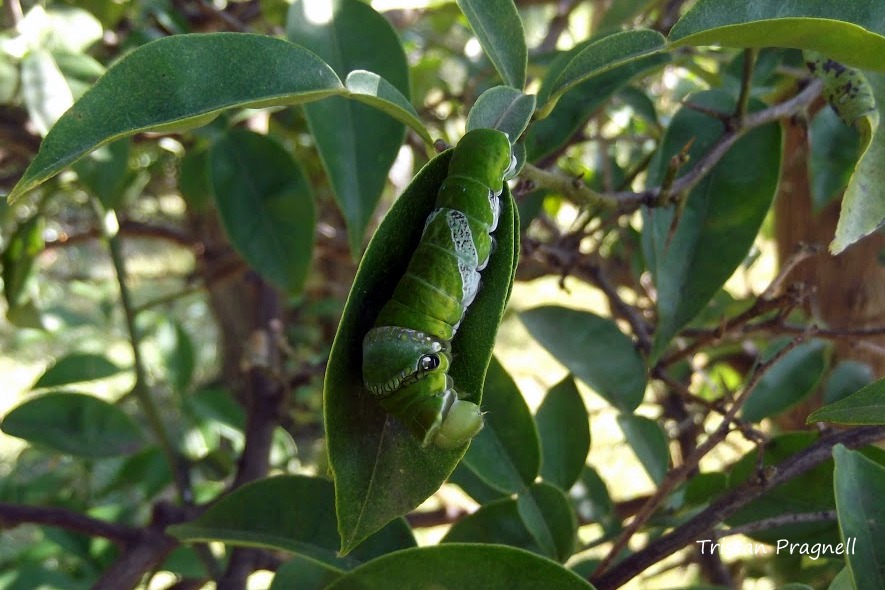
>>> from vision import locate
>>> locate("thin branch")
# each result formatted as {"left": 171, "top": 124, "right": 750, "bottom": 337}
{"left": 197, "top": 0, "right": 249, "bottom": 31}
{"left": 92, "top": 528, "right": 176, "bottom": 590}
{"left": 0, "top": 502, "right": 140, "bottom": 546}
{"left": 521, "top": 80, "right": 823, "bottom": 216}
{"left": 537, "top": 0, "right": 580, "bottom": 53}
{"left": 594, "top": 331, "right": 813, "bottom": 578}
{"left": 581, "top": 256, "right": 653, "bottom": 351}
{"left": 592, "top": 425, "right": 885, "bottom": 589}
{"left": 217, "top": 275, "right": 286, "bottom": 590}
{"left": 717, "top": 510, "right": 836, "bottom": 539}
{"left": 520, "top": 163, "right": 647, "bottom": 211}
{"left": 734, "top": 49, "right": 758, "bottom": 126}
{"left": 94, "top": 203, "right": 192, "bottom": 504}
{"left": 43, "top": 219, "right": 196, "bottom": 250}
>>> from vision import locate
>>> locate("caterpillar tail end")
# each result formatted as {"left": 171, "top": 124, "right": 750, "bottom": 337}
{"left": 431, "top": 399, "right": 484, "bottom": 450}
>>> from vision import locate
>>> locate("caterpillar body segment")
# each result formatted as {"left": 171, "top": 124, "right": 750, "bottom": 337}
{"left": 362, "top": 129, "right": 512, "bottom": 449}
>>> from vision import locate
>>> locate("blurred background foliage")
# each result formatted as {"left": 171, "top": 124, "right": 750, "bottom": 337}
{"left": 1, "top": 1, "right": 884, "bottom": 589}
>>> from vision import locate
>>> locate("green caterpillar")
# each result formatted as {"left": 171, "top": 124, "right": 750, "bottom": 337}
{"left": 362, "top": 129, "right": 513, "bottom": 449}
{"left": 804, "top": 51, "right": 877, "bottom": 128}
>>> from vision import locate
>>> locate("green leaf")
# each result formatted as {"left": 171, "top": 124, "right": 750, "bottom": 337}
{"left": 741, "top": 339, "right": 830, "bottom": 423}
{"left": 808, "top": 106, "right": 861, "bottom": 212}
{"left": 829, "top": 71, "right": 885, "bottom": 254}
{"left": 72, "top": 139, "right": 131, "bottom": 210}
{"left": 287, "top": 0, "right": 409, "bottom": 254}
{"left": 443, "top": 483, "right": 575, "bottom": 562}
{"left": 450, "top": 462, "right": 509, "bottom": 504}
{"left": 521, "top": 306, "right": 646, "bottom": 412}
{"left": 443, "top": 495, "right": 538, "bottom": 550}
{"left": 344, "top": 70, "right": 431, "bottom": 144}
{"left": 616, "top": 414, "right": 670, "bottom": 486}
{"left": 517, "top": 482, "right": 577, "bottom": 562}
{"left": 467, "top": 86, "right": 536, "bottom": 143}
{"left": 669, "top": 1, "right": 885, "bottom": 72}
{"left": 0, "top": 392, "right": 143, "bottom": 458}
{"left": 17, "top": 5, "right": 103, "bottom": 54}
{"left": 598, "top": 0, "right": 652, "bottom": 31}
{"left": 545, "top": 30, "right": 666, "bottom": 111}
{"left": 168, "top": 475, "right": 415, "bottom": 568}
{"left": 526, "top": 53, "right": 668, "bottom": 162}
{"left": 833, "top": 445, "right": 885, "bottom": 589}
{"left": 32, "top": 352, "right": 123, "bottom": 390}
{"left": 462, "top": 357, "right": 541, "bottom": 494}
{"left": 0, "top": 53, "right": 18, "bottom": 104}
{"left": 324, "top": 544, "right": 595, "bottom": 590}
{"left": 824, "top": 360, "right": 874, "bottom": 405}
{"left": 642, "top": 90, "right": 782, "bottom": 361}
{"left": 455, "top": 0, "right": 527, "bottom": 89}
{"left": 179, "top": 146, "right": 212, "bottom": 212}
{"left": 208, "top": 128, "right": 314, "bottom": 294}
{"left": 270, "top": 556, "right": 343, "bottom": 590}
{"left": 7, "top": 33, "right": 342, "bottom": 203}
{"left": 53, "top": 51, "right": 105, "bottom": 96}
{"left": 101, "top": 447, "right": 172, "bottom": 499}
{"left": 535, "top": 376, "right": 590, "bottom": 490}
{"left": 572, "top": 466, "right": 619, "bottom": 533}
{"left": 828, "top": 568, "right": 856, "bottom": 590}
{"left": 809, "top": 377, "right": 885, "bottom": 425}
{"left": 155, "top": 320, "right": 195, "bottom": 394}
{"left": 324, "top": 150, "right": 518, "bottom": 554}
{"left": 2, "top": 215, "right": 44, "bottom": 309}
{"left": 21, "top": 49, "right": 74, "bottom": 137}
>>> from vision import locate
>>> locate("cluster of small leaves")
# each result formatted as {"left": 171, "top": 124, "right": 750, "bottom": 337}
{"left": 2, "top": 1, "right": 885, "bottom": 589}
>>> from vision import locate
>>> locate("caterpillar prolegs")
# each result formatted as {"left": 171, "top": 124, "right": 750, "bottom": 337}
{"left": 362, "top": 129, "right": 513, "bottom": 449}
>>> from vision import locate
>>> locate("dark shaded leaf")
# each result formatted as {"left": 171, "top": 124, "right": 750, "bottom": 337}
{"left": 287, "top": 0, "right": 409, "bottom": 254}
{"left": 616, "top": 413, "right": 670, "bottom": 485}
{"left": 209, "top": 128, "right": 314, "bottom": 294}
{"left": 521, "top": 306, "right": 646, "bottom": 412}
{"left": 168, "top": 475, "right": 415, "bottom": 568}
{"left": 1, "top": 392, "right": 143, "bottom": 458}
{"left": 536, "top": 376, "right": 590, "bottom": 490}
{"left": 32, "top": 352, "right": 123, "bottom": 390}
{"left": 809, "top": 376, "right": 885, "bottom": 426}
{"left": 324, "top": 544, "right": 595, "bottom": 590}
{"left": 462, "top": 357, "right": 541, "bottom": 494}
{"left": 833, "top": 445, "right": 885, "bottom": 589}
{"left": 741, "top": 339, "right": 830, "bottom": 423}
{"left": 642, "top": 90, "right": 782, "bottom": 360}
{"left": 455, "top": 0, "right": 527, "bottom": 89}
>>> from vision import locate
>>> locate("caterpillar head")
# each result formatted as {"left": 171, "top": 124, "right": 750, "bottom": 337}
{"left": 433, "top": 399, "right": 484, "bottom": 449}
{"left": 378, "top": 379, "right": 484, "bottom": 449}
{"left": 362, "top": 326, "right": 451, "bottom": 396}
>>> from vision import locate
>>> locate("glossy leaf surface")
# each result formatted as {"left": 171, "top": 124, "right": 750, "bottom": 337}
{"left": 1, "top": 392, "right": 143, "bottom": 458}
{"left": 8, "top": 33, "right": 342, "bottom": 203}
{"left": 325, "top": 150, "right": 518, "bottom": 554}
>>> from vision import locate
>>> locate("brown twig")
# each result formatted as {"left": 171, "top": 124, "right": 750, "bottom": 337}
{"left": 716, "top": 510, "right": 836, "bottom": 539}
{"left": 217, "top": 275, "right": 287, "bottom": 590}
{"left": 0, "top": 502, "right": 140, "bottom": 546}
{"left": 537, "top": 0, "right": 581, "bottom": 53}
{"left": 591, "top": 425, "right": 885, "bottom": 589}
{"left": 593, "top": 331, "right": 814, "bottom": 578}
{"left": 43, "top": 219, "right": 196, "bottom": 250}
{"left": 522, "top": 80, "right": 823, "bottom": 216}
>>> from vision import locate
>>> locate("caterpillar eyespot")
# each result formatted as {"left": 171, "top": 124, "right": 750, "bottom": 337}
{"left": 362, "top": 128, "right": 512, "bottom": 449}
